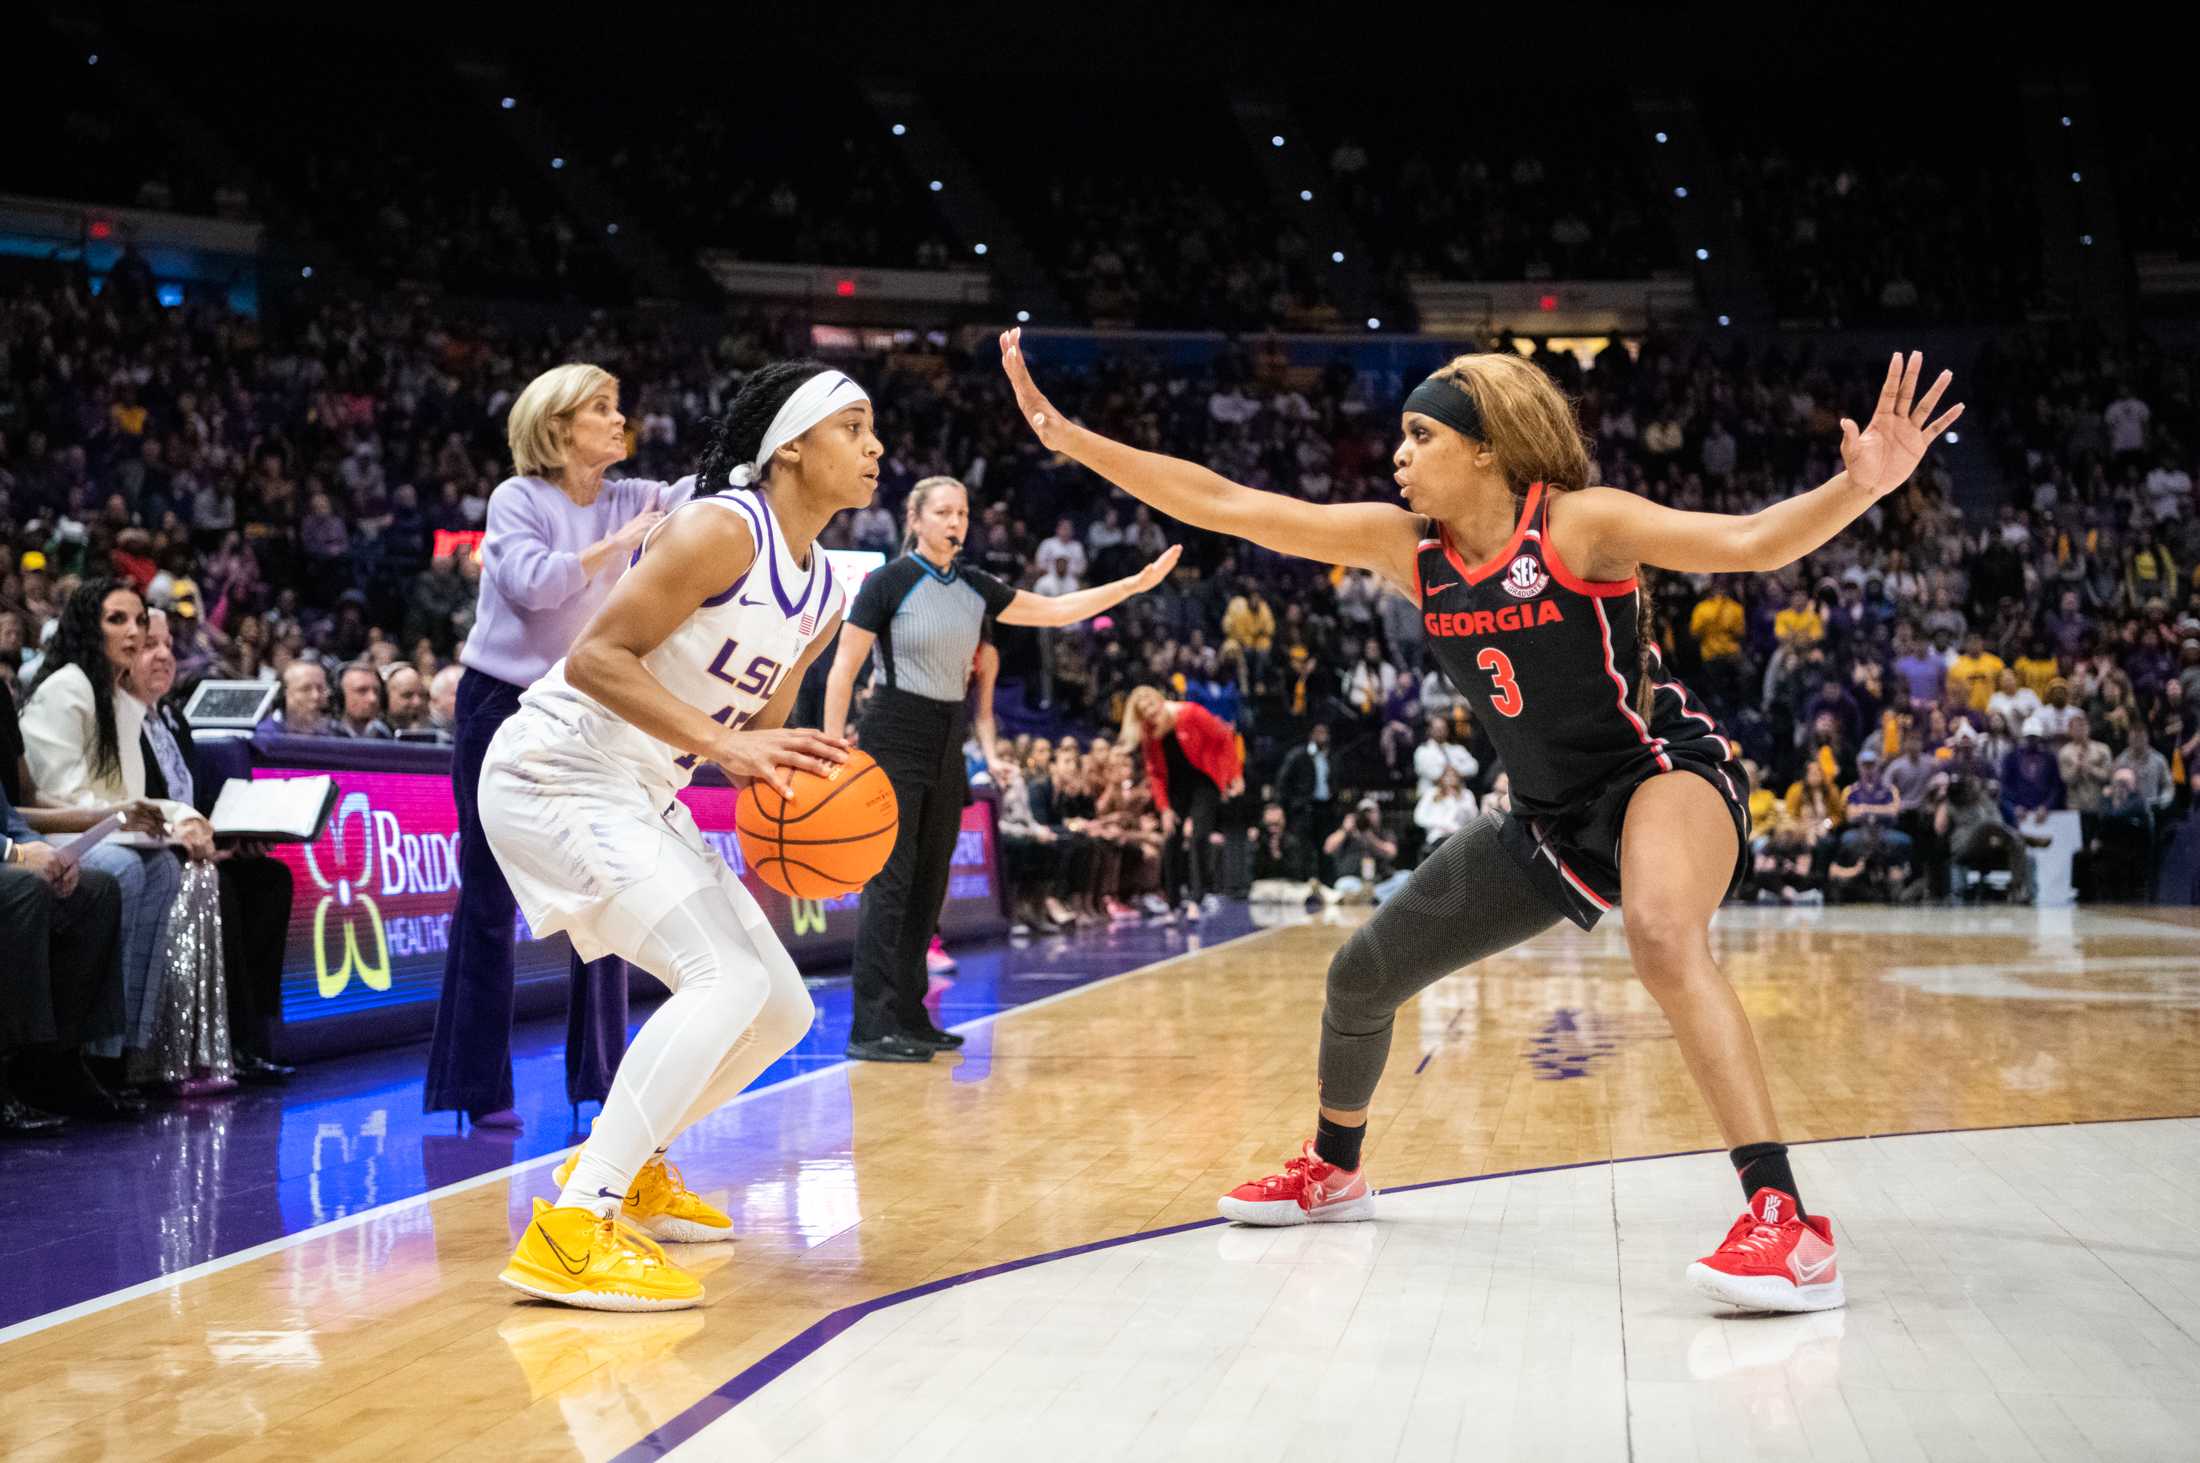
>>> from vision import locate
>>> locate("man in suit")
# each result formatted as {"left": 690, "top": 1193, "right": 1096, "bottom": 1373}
{"left": 0, "top": 765, "right": 129, "bottom": 1133}
{"left": 1273, "top": 721, "right": 1334, "bottom": 848}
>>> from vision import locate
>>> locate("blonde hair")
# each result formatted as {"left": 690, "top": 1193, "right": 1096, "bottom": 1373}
{"left": 1117, "top": 685, "right": 1167, "bottom": 750}
{"left": 507, "top": 363, "right": 618, "bottom": 479}
{"left": 902, "top": 475, "right": 969, "bottom": 552}
{"left": 1429, "top": 352, "right": 1593, "bottom": 498}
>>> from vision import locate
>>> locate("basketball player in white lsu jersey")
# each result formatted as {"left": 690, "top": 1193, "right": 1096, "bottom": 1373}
{"left": 480, "top": 362, "right": 876, "bottom": 1311}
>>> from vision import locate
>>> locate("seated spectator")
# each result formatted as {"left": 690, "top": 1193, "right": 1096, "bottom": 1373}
{"left": 1222, "top": 582, "right": 1277, "bottom": 691}
{"left": 1033, "top": 518, "right": 1087, "bottom": 590}
{"left": 428, "top": 664, "right": 462, "bottom": 739}
{"left": 134, "top": 610, "right": 294, "bottom": 1083}
{"left": 1324, "top": 797, "right": 1407, "bottom": 903}
{"left": 19, "top": 580, "right": 205, "bottom": 1093}
{"left": 382, "top": 662, "right": 433, "bottom": 738}
{"left": 1830, "top": 750, "right": 1914, "bottom": 901}
{"left": 1093, "top": 747, "right": 1166, "bottom": 917}
{"left": 334, "top": 661, "right": 393, "bottom": 739}
{"left": 1690, "top": 576, "right": 1746, "bottom": 704}
{"left": 1412, "top": 713, "right": 1478, "bottom": 799}
{"left": 403, "top": 554, "right": 472, "bottom": 654}
{"left": 1741, "top": 759, "right": 1780, "bottom": 844}
{"left": 1413, "top": 766, "right": 1477, "bottom": 853}
{"left": 1, "top": 758, "right": 128, "bottom": 1132}
{"left": 1773, "top": 586, "right": 1825, "bottom": 647}
{"left": 1936, "top": 772, "right": 2034, "bottom": 904}
{"left": 1483, "top": 771, "right": 1513, "bottom": 816}
{"left": 2001, "top": 722, "right": 2067, "bottom": 825}
{"left": 261, "top": 660, "right": 332, "bottom": 736}
{"left": 1751, "top": 813, "right": 1823, "bottom": 905}
{"left": 1827, "top": 816, "right": 1914, "bottom": 903}
{"left": 993, "top": 761, "right": 1068, "bottom": 936}
{"left": 1034, "top": 745, "right": 1107, "bottom": 926}
{"left": 1246, "top": 801, "right": 1333, "bottom": 906}
{"left": 1343, "top": 637, "right": 1397, "bottom": 720}
{"left": 1783, "top": 760, "right": 1846, "bottom": 854}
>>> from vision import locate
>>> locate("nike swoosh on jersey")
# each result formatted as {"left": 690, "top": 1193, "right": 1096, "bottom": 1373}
{"left": 1423, "top": 580, "right": 1459, "bottom": 595}
{"left": 739, "top": 595, "right": 768, "bottom": 609}
{"left": 539, "top": 1224, "right": 591, "bottom": 1276}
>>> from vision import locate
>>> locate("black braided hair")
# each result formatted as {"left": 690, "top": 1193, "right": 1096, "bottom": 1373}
{"left": 691, "top": 359, "right": 833, "bottom": 497}
{"left": 28, "top": 576, "right": 144, "bottom": 783}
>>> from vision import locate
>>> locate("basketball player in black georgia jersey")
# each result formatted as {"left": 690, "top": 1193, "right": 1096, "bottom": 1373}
{"left": 1002, "top": 330, "right": 1961, "bottom": 1313}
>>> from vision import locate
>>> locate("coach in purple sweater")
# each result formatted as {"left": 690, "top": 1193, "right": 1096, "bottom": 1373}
{"left": 423, "top": 364, "right": 690, "bottom": 1128}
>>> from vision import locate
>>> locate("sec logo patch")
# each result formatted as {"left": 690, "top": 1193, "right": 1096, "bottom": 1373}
{"left": 1501, "top": 554, "right": 1550, "bottom": 599}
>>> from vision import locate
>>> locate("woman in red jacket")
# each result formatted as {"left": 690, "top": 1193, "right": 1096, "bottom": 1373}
{"left": 1120, "top": 685, "right": 1243, "bottom": 921}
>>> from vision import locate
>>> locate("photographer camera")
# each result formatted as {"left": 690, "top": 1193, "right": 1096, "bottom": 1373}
{"left": 1324, "top": 797, "right": 1406, "bottom": 904}
{"left": 1933, "top": 768, "right": 2034, "bottom": 904}
{"left": 1827, "top": 750, "right": 1916, "bottom": 903}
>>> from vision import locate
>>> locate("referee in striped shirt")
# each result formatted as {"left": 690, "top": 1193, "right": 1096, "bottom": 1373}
{"left": 824, "top": 476, "right": 1178, "bottom": 1061}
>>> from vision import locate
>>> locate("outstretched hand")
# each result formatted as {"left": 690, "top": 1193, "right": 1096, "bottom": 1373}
{"left": 999, "top": 327, "right": 1070, "bottom": 452}
{"left": 1129, "top": 544, "right": 1182, "bottom": 593}
{"left": 1840, "top": 351, "right": 1963, "bottom": 499}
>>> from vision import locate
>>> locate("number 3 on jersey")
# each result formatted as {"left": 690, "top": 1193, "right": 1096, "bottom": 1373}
{"left": 1476, "top": 647, "right": 1524, "bottom": 717}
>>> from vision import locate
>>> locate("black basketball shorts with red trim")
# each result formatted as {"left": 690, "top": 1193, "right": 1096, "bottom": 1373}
{"left": 1493, "top": 734, "right": 1751, "bottom": 932}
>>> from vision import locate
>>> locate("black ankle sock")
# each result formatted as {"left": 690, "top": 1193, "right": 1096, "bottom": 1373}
{"left": 1314, "top": 1115, "right": 1365, "bottom": 1172}
{"left": 1729, "top": 1142, "right": 1803, "bottom": 1216}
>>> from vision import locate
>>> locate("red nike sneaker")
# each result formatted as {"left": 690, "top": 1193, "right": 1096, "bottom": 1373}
{"left": 1217, "top": 1140, "right": 1375, "bottom": 1226}
{"left": 1687, "top": 1188, "right": 1845, "bottom": 1312}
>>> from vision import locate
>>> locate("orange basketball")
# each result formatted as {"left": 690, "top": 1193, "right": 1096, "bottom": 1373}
{"left": 736, "top": 748, "right": 899, "bottom": 899}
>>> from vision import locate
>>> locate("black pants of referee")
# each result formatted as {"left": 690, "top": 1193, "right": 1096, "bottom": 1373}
{"left": 851, "top": 687, "right": 966, "bottom": 1042}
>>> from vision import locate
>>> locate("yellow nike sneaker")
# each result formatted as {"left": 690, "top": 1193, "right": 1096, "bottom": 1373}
{"left": 500, "top": 1199, "right": 703, "bottom": 1312}
{"left": 552, "top": 1154, "right": 735, "bottom": 1244}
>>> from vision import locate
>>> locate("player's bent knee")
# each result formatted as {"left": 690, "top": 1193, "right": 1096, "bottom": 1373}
{"left": 1623, "top": 908, "right": 1710, "bottom": 973}
{"left": 1323, "top": 930, "right": 1394, "bottom": 1029}
{"left": 755, "top": 984, "right": 817, "bottom": 1050}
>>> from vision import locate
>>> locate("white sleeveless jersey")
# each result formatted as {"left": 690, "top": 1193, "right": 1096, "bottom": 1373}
{"left": 518, "top": 489, "right": 844, "bottom": 792}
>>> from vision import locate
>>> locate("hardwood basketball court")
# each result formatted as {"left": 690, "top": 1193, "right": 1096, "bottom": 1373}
{"left": 4, "top": 905, "right": 2197, "bottom": 1461}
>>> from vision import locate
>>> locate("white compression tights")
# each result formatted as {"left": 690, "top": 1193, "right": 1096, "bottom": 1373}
{"left": 556, "top": 885, "right": 815, "bottom": 1216}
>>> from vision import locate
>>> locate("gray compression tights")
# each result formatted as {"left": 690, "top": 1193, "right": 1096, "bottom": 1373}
{"left": 1319, "top": 812, "right": 1565, "bottom": 1112}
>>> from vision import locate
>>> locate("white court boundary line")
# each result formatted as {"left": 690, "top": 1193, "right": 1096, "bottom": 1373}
{"left": 0, "top": 922, "right": 1289, "bottom": 1346}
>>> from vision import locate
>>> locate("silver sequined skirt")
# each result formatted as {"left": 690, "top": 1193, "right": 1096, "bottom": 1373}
{"left": 130, "top": 860, "right": 233, "bottom": 1087}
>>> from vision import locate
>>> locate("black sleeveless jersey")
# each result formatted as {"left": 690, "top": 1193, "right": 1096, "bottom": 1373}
{"left": 1414, "top": 482, "right": 1734, "bottom": 820}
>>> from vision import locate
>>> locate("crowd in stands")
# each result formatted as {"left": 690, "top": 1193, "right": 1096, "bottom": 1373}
{"left": 1719, "top": 93, "right": 2044, "bottom": 326}
{"left": 13, "top": 26, "right": 2153, "bottom": 337}
{"left": 1308, "top": 95, "right": 1675, "bottom": 287}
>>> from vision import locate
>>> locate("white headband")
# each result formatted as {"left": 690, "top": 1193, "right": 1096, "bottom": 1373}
{"left": 728, "top": 370, "right": 870, "bottom": 487}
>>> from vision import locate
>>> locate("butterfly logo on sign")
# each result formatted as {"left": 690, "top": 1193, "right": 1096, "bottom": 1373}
{"left": 299, "top": 791, "right": 391, "bottom": 998}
